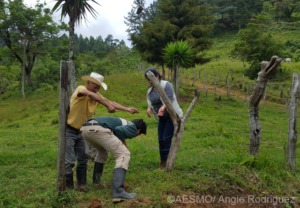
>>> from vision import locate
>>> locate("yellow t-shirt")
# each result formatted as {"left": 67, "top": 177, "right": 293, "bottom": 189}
{"left": 67, "top": 85, "right": 104, "bottom": 129}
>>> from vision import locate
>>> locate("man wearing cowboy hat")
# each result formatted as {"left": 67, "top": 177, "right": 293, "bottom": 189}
{"left": 65, "top": 72, "right": 139, "bottom": 190}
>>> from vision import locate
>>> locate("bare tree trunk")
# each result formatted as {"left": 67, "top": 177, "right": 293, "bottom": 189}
{"left": 68, "top": 19, "right": 77, "bottom": 93}
{"left": 162, "top": 65, "right": 165, "bottom": 80}
{"left": 146, "top": 71, "right": 200, "bottom": 172}
{"left": 57, "top": 61, "right": 71, "bottom": 192}
{"left": 249, "top": 56, "right": 281, "bottom": 156}
{"left": 286, "top": 73, "right": 300, "bottom": 169}
{"left": 175, "top": 65, "right": 179, "bottom": 98}
{"left": 22, "top": 41, "right": 26, "bottom": 98}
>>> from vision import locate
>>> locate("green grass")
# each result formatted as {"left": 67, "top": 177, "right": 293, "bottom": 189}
{"left": 1, "top": 72, "right": 300, "bottom": 207}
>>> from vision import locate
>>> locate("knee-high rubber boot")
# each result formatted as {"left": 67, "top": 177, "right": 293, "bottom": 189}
{"left": 112, "top": 168, "right": 137, "bottom": 202}
{"left": 65, "top": 173, "right": 74, "bottom": 189}
{"left": 93, "top": 162, "right": 104, "bottom": 185}
{"left": 76, "top": 167, "right": 88, "bottom": 187}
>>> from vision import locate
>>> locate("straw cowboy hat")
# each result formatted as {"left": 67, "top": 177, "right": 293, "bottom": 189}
{"left": 81, "top": 72, "right": 107, "bottom": 90}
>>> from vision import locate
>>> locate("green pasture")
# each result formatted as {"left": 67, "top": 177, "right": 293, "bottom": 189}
{"left": 1, "top": 71, "right": 300, "bottom": 207}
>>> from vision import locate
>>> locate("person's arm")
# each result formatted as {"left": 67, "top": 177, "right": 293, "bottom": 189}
{"left": 79, "top": 89, "right": 116, "bottom": 113}
{"left": 108, "top": 100, "right": 139, "bottom": 114}
{"left": 147, "top": 107, "right": 152, "bottom": 118}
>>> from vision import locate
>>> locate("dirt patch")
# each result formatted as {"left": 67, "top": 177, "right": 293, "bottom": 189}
{"left": 86, "top": 197, "right": 102, "bottom": 208}
{"left": 122, "top": 197, "right": 152, "bottom": 207}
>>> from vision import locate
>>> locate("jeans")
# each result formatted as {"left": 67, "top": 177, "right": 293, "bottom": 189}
{"left": 65, "top": 125, "right": 88, "bottom": 174}
{"left": 158, "top": 116, "right": 174, "bottom": 162}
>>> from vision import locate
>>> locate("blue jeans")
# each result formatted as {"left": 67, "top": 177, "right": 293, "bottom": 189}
{"left": 158, "top": 116, "right": 174, "bottom": 162}
{"left": 65, "top": 125, "right": 88, "bottom": 174}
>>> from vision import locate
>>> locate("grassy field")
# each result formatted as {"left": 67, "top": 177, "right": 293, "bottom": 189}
{"left": 1, "top": 69, "right": 300, "bottom": 207}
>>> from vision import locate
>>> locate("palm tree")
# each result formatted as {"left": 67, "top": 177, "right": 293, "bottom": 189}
{"left": 163, "top": 40, "right": 193, "bottom": 98}
{"left": 52, "top": 0, "right": 99, "bottom": 92}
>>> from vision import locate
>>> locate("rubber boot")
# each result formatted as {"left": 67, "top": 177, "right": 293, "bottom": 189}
{"left": 93, "top": 162, "right": 104, "bottom": 185}
{"left": 65, "top": 173, "right": 74, "bottom": 189}
{"left": 112, "top": 168, "right": 137, "bottom": 202}
{"left": 76, "top": 167, "right": 88, "bottom": 189}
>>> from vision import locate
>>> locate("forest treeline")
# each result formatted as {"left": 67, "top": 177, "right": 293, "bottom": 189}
{"left": 0, "top": 0, "right": 300, "bottom": 98}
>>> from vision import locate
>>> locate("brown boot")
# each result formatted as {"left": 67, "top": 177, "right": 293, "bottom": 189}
{"left": 159, "top": 161, "right": 166, "bottom": 170}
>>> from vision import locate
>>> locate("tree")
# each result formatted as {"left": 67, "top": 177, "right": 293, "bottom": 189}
{"left": 127, "top": 0, "right": 214, "bottom": 71}
{"left": 163, "top": 40, "right": 193, "bottom": 97}
{"left": 52, "top": 0, "right": 99, "bottom": 92}
{"left": 0, "top": 0, "right": 63, "bottom": 86}
{"left": 231, "top": 18, "right": 285, "bottom": 79}
{"left": 271, "top": 0, "right": 300, "bottom": 19}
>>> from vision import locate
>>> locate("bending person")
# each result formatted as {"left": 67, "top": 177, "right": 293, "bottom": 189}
{"left": 80, "top": 117, "right": 147, "bottom": 202}
{"left": 144, "top": 68, "right": 183, "bottom": 170}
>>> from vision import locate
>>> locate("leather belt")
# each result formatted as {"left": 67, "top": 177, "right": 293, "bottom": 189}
{"left": 82, "top": 120, "right": 100, "bottom": 126}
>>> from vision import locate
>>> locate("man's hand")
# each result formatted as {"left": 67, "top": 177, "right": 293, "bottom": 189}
{"left": 107, "top": 105, "right": 116, "bottom": 113}
{"left": 127, "top": 107, "right": 139, "bottom": 114}
{"left": 157, "top": 105, "right": 166, "bottom": 117}
{"left": 147, "top": 107, "right": 152, "bottom": 118}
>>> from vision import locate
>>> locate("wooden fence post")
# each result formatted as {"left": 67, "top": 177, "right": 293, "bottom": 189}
{"left": 286, "top": 73, "right": 300, "bottom": 169}
{"left": 57, "top": 61, "right": 71, "bottom": 192}
{"left": 214, "top": 79, "right": 217, "bottom": 97}
{"left": 280, "top": 86, "right": 283, "bottom": 98}
{"left": 211, "top": 68, "right": 213, "bottom": 80}
{"left": 203, "top": 69, "right": 206, "bottom": 92}
{"left": 199, "top": 67, "right": 201, "bottom": 79}
{"left": 249, "top": 56, "right": 281, "bottom": 156}
{"left": 262, "top": 86, "right": 268, "bottom": 108}
{"left": 244, "top": 85, "right": 250, "bottom": 107}
{"left": 242, "top": 74, "right": 244, "bottom": 89}
{"left": 286, "top": 88, "right": 290, "bottom": 113}
{"left": 218, "top": 70, "right": 220, "bottom": 82}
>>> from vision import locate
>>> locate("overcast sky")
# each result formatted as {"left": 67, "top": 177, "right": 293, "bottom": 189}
{"left": 23, "top": 0, "right": 154, "bottom": 47}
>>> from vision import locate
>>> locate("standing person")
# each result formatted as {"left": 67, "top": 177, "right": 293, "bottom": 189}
{"left": 81, "top": 117, "right": 147, "bottom": 202}
{"left": 65, "top": 72, "right": 139, "bottom": 189}
{"left": 144, "top": 68, "right": 183, "bottom": 170}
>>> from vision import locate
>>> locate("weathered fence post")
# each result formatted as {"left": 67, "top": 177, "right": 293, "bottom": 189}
{"left": 192, "top": 70, "right": 196, "bottom": 86}
{"left": 280, "top": 86, "right": 283, "bottom": 98}
{"left": 199, "top": 67, "right": 201, "bottom": 78}
{"left": 242, "top": 74, "right": 244, "bottom": 89}
{"left": 146, "top": 71, "right": 200, "bottom": 172}
{"left": 262, "top": 86, "right": 268, "bottom": 108}
{"left": 211, "top": 68, "right": 213, "bottom": 80}
{"left": 249, "top": 56, "right": 281, "bottom": 156}
{"left": 185, "top": 68, "right": 188, "bottom": 84}
{"left": 203, "top": 69, "right": 206, "bottom": 92}
{"left": 57, "top": 61, "right": 71, "bottom": 192}
{"left": 218, "top": 70, "right": 220, "bottom": 82}
{"left": 214, "top": 79, "right": 217, "bottom": 97}
{"left": 244, "top": 85, "right": 250, "bottom": 107}
{"left": 286, "top": 88, "right": 290, "bottom": 113}
{"left": 286, "top": 73, "right": 300, "bottom": 169}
